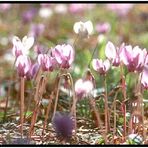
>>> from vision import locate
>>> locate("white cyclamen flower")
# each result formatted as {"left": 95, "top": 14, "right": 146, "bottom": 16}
{"left": 73, "top": 20, "right": 93, "bottom": 38}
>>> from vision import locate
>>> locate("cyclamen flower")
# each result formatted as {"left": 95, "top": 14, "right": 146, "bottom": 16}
{"left": 39, "top": 6, "right": 53, "bottom": 18}
{"left": 38, "top": 54, "right": 56, "bottom": 71}
{"left": 0, "top": 4, "right": 11, "bottom": 12}
{"left": 28, "top": 23, "right": 45, "bottom": 38}
{"left": 75, "top": 79, "right": 93, "bottom": 99}
{"left": 22, "top": 8, "right": 37, "bottom": 24}
{"left": 26, "top": 63, "right": 40, "bottom": 80}
{"left": 106, "top": 4, "right": 133, "bottom": 17}
{"left": 69, "top": 4, "right": 95, "bottom": 13}
{"left": 105, "top": 41, "right": 122, "bottom": 66}
{"left": 54, "top": 4, "right": 68, "bottom": 14}
{"left": 52, "top": 112, "right": 74, "bottom": 140}
{"left": 51, "top": 44, "right": 75, "bottom": 69}
{"left": 73, "top": 20, "right": 93, "bottom": 38}
{"left": 120, "top": 45, "right": 147, "bottom": 72}
{"left": 34, "top": 44, "right": 46, "bottom": 55}
{"left": 141, "top": 55, "right": 148, "bottom": 89}
{"left": 15, "top": 55, "right": 31, "bottom": 77}
{"left": 12, "top": 36, "right": 34, "bottom": 57}
{"left": 92, "top": 59, "right": 110, "bottom": 75}
{"left": 96, "top": 22, "right": 111, "bottom": 34}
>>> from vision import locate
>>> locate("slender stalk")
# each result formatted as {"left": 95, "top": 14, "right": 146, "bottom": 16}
{"left": 3, "top": 58, "right": 16, "bottom": 122}
{"left": 103, "top": 75, "right": 109, "bottom": 144}
{"left": 89, "top": 98, "right": 102, "bottom": 128}
{"left": 137, "top": 73, "right": 146, "bottom": 142}
{"left": 3, "top": 84, "right": 10, "bottom": 122}
{"left": 24, "top": 88, "right": 33, "bottom": 123}
{"left": 34, "top": 74, "right": 42, "bottom": 104}
{"left": 20, "top": 77, "right": 25, "bottom": 138}
{"left": 120, "top": 63, "right": 126, "bottom": 140}
{"left": 73, "top": 34, "right": 79, "bottom": 49}
{"left": 42, "top": 96, "right": 52, "bottom": 136}
{"left": 53, "top": 75, "right": 61, "bottom": 118}
{"left": 113, "top": 91, "right": 118, "bottom": 144}
{"left": 88, "top": 43, "right": 99, "bottom": 69}
{"left": 29, "top": 75, "right": 47, "bottom": 138}
{"left": 67, "top": 73, "right": 77, "bottom": 134}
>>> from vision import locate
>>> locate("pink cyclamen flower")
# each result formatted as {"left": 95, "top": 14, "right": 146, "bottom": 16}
{"left": 120, "top": 45, "right": 147, "bottom": 72}
{"left": 26, "top": 63, "right": 40, "bottom": 80}
{"left": 106, "top": 4, "right": 133, "bottom": 16}
{"left": 105, "top": 41, "right": 123, "bottom": 67}
{"left": 141, "top": 55, "right": 148, "bottom": 89}
{"left": 75, "top": 79, "right": 93, "bottom": 99}
{"left": 38, "top": 54, "right": 56, "bottom": 71}
{"left": 0, "top": 4, "right": 11, "bottom": 12}
{"left": 12, "top": 36, "right": 34, "bottom": 58}
{"left": 68, "top": 4, "right": 95, "bottom": 13}
{"left": 96, "top": 22, "right": 111, "bottom": 34}
{"left": 22, "top": 8, "right": 37, "bottom": 24}
{"left": 28, "top": 23, "right": 45, "bottom": 38}
{"left": 92, "top": 59, "right": 110, "bottom": 75}
{"left": 51, "top": 44, "right": 75, "bottom": 69}
{"left": 15, "top": 55, "right": 31, "bottom": 77}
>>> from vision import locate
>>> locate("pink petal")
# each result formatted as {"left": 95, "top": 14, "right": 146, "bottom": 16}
{"left": 141, "top": 66, "right": 148, "bottom": 89}
{"left": 105, "top": 41, "right": 116, "bottom": 60}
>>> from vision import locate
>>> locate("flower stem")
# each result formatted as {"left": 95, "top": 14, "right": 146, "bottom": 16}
{"left": 29, "top": 74, "right": 47, "bottom": 138}
{"left": 120, "top": 63, "right": 126, "bottom": 141}
{"left": 67, "top": 73, "right": 77, "bottom": 134}
{"left": 113, "top": 91, "right": 119, "bottom": 144}
{"left": 3, "top": 58, "right": 16, "bottom": 122}
{"left": 137, "top": 73, "right": 146, "bottom": 142}
{"left": 20, "top": 76, "right": 25, "bottom": 138}
{"left": 89, "top": 98, "right": 102, "bottom": 128}
{"left": 42, "top": 94, "right": 53, "bottom": 136}
{"left": 103, "top": 75, "right": 110, "bottom": 144}
{"left": 53, "top": 75, "right": 61, "bottom": 118}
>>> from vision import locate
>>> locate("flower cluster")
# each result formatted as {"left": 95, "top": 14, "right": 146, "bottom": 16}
{"left": 12, "top": 35, "right": 75, "bottom": 78}
{"left": 93, "top": 41, "right": 148, "bottom": 89}
{"left": 38, "top": 44, "right": 75, "bottom": 70}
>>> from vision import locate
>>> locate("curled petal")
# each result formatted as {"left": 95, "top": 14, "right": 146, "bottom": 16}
{"left": 141, "top": 66, "right": 148, "bottom": 89}
{"left": 51, "top": 44, "right": 75, "bottom": 69}
{"left": 105, "top": 41, "right": 116, "bottom": 60}
{"left": 15, "top": 55, "right": 31, "bottom": 77}
{"left": 22, "top": 36, "right": 34, "bottom": 51}
{"left": 104, "top": 59, "right": 110, "bottom": 71}
{"left": 73, "top": 20, "right": 93, "bottom": 38}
